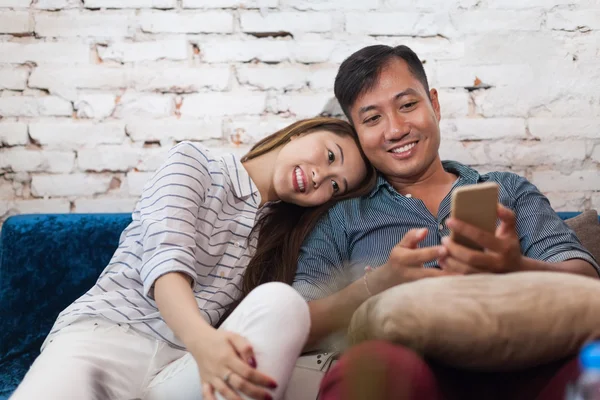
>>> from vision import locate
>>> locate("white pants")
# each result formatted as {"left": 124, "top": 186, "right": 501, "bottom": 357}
{"left": 11, "top": 282, "right": 310, "bottom": 400}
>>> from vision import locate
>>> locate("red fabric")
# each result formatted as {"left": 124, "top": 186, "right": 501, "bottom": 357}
{"left": 319, "top": 341, "right": 580, "bottom": 400}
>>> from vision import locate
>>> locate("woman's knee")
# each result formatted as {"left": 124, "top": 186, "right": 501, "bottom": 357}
{"left": 245, "top": 283, "right": 310, "bottom": 332}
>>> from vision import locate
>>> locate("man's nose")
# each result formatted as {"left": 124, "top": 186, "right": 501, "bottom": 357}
{"left": 384, "top": 115, "right": 410, "bottom": 142}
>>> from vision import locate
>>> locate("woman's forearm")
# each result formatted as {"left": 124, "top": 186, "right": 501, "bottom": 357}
{"left": 154, "top": 272, "right": 214, "bottom": 350}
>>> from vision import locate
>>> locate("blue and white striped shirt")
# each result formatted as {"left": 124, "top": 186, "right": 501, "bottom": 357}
{"left": 293, "top": 161, "right": 600, "bottom": 301}
{"left": 44, "top": 142, "right": 264, "bottom": 350}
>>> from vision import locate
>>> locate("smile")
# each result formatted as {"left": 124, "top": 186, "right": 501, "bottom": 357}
{"left": 390, "top": 142, "right": 417, "bottom": 154}
{"left": 293, "top": 166, "right": 307, "bottom": 193}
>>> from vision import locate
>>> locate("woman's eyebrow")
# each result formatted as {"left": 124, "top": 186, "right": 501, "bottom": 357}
{"left": 336, "top": 143, "right": 344, "bottom": 165}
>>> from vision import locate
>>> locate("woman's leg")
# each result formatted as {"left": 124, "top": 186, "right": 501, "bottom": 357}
{"left": 10, "top": 319, "right": 162, "bottom": 400}
{"left": 145, "top": 282, "right": 311, "bottom": 400}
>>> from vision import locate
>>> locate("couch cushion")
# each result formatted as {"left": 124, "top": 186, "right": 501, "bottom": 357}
{"left": 348, "top": 271, "right": 600, "bottom": 370}
{"left": 565, "top": 209, "right": 600, "bottom": 264}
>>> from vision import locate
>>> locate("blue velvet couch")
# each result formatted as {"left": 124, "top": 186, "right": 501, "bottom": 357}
{"left": 0, "top": 212, "right": 595, "bottom": 399}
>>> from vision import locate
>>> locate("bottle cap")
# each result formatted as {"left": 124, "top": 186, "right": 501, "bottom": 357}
{"left": 580, "top": 341, "right": 600, "bottom": 370}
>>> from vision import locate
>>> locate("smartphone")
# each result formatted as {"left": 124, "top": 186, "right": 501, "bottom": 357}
{"left": 449, "top": 182, "right": 499, "bottom": 250}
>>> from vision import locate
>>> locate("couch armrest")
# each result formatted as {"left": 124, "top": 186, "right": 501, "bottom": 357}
{"left": 0, "top": 213, "right": 131, "bottom": 362}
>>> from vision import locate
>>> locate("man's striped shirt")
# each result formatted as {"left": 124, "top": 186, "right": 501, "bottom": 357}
{"left": 292, "top": 161, "right": 600, "bottom": 301}
{"left": 43, "top": 142, "right": 263, "bottom": 350}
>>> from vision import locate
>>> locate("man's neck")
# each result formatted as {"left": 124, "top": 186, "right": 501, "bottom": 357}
{"left": 385, "top": 157, "right": 457, "bottom": 216}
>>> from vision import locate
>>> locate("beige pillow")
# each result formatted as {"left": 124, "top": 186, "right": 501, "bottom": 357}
{"left": 565, "top": 210, "right": 600, "bottom": 264}
{"left": 348, "top": 272, "right": 600, "bottom": 371}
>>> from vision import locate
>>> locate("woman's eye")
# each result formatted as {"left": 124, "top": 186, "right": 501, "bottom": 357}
{"left": 331, "top": 180, "right": 339, "bottom": 193}
{"left": 328, "top": 150, "right": 335, "bottom": 164}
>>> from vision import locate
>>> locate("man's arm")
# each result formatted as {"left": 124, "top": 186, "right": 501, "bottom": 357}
{"left": 440, "top": 175, "right": 599, "bottom": 278}
{"left": 298, "top": 227, "right": 449, "bottom": 350}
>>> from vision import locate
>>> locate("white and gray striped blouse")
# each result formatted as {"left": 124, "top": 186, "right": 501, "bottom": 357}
{"left": 44, "top": 142, "right": 264, "bottom": 350}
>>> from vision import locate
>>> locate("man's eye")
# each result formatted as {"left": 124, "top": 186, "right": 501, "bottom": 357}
{"left": 364, "top": 115, "right": 380, "bottom": 124}
{"left": 328, "top": 150, "right": 335, "bottom": 163}
{"left": 402, "top": 102, "right": 417, "bottom": 109}
{"left": 331, "top": 180, "right": 339, "bottom": 193}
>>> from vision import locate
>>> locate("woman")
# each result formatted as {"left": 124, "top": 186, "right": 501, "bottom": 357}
{"left": 11, "top": 117, "right": 376, "bottom": 400}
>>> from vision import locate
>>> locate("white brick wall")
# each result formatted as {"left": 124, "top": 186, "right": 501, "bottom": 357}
{"left": 0, "top": 0, "right": 599, "bottom": 224}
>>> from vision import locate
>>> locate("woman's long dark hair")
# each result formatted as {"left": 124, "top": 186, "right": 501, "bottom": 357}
{"left": 218, "top": 117, "right": 376, "bottom": 325}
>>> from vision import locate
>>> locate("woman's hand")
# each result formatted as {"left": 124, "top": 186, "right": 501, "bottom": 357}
{"left": 191, "top": 329, "right": 277, "bottom": 400}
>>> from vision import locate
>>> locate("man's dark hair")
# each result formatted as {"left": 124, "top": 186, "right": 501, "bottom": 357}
{"left": 334, "top": 45, "right": 430, "bottom": 122}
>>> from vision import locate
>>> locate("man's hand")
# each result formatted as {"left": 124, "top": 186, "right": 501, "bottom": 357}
{"left": 439, "top": 204, "right": 524, "bottom": 274}
{"left": 372, "top": 228, "right": 451, "bottom": 291}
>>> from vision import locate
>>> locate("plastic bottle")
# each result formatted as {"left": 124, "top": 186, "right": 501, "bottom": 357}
{"left": 567, "top": 342, "right": 600, "bottom": 400}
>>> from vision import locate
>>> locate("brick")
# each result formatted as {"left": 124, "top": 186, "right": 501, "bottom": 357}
{"left": 182, "top": 0, "right": 278, "bottom": 8}
{"left": 0, "top": 96, "right": 72, "bottom": 117}
{"left": 139, "top": 10, "right": 233, "bottom": 33}
{"left": 126, "top": 118, "right": 223, "bottom": 143}
{"left": 132, "top": 65, "right": 231, "bottom": 92}
{"left": 293, "top": 38, "right": 335, "bottom": 63}
{"left": 32, "top": 173, "right": 113, "bottom": 197}
{"left": 98, "top": 40, "right": 188, "bottom": 63}
{"left": 0, "top": 66, "right": 29, "bottom": 90}
{"left": 237, "top": 64, "right": 307, "bottom": 90}
{"left": 484, "top": 0, "right": 574, "bottom": 8}
{"left": 134, "top": 147, "right": 169, "bottom": 171}
{"left": 199, "top": 39, "right": 290, "bottom": 63}
{"left": 472, "top": 87, "right": 534, "bottom": 118}
{"left": 0, "top": 10, "right": 32, "bottom": 33}
{"left": 449, "top": 10, "right": 542, "bottom": 33}
{"left": 440, "top": 118, "right": 526, "bottom": 140}
{"left": 0, "top": 42, "right": 90, "bottom": 64}
{"left": 286, "top": 0, "right": 378, "bottom": 10}
{"left": 528, "top": 95, "right": 600, "bottom": 119}
{"left": 4, "top": 199, "right": 71, "bottom": 215}
{"left": 0, "top": 122, "right": 28, "bottom": 146}
{"left": 531, "top": 170, "right": 600, "bottom": 192}
{"left": 223, "top": 115, "right": 293, "bottom": 145}
{"left": 35, "top": 11, "right": 134, "bottom": 37}
{"left": 528, "top": 118, "right": 600, "bottom": 139}
{"left": 591, "top": 193, "right": 600, "bottom": 212}
{"left": 591, "top": 145, "right": 600, "bottom": 164}
{"left": 435, "top": 62, "right": 535, "bottom": 89}
{"left": 126, "top": 171, "right": 154, "bottom": 196}
{"left": 270, "top": 92, "right": 334, "bottom": 117}
{"left": 29, "top": 120, "right": 126, "bottom": 149}
{"left": 75, "top": 93, "right": 116, "bottom": 119}
{"left": 35, "top": 0, "right": 82, "bottom": 9}
{"left": 240, "top": 11, "right": 332, "bottom": 33}
{"left": 464, "top": 33, "right": 562, "bottom": 65}
{"left": 487, "top": 140, "right": 586, "bottom": 167}
{"left": 78, "top": 146, "right": 141, "bottom": 172}
{"left": 439, "top": 140, "right": 488, "bottom": 165}
{"left": 384, "top": 0, "right": 476, "bottom": 10}
{"left": 379, "top": 37, "right": 465, "bottom": 62}
{"left": 548, "top": 10, "right": 600, "bottom": 31}
{"left": 113, "top": 93, "right": 174, "bottom": 118}
{"left": 0, "top": 0, "right": 31, "bottom": 6}
{"left": 438, "top": 90, "right": 469, "bottom": 119}
{"left": 181, "top": 91, "right": 267, "bottom": 117}
{"left": 29, "top": 66, "right": 128, "bottom": 91}
{"left": 307, "top": 65, "right": 337, "bottom": 90}
{"left": 75, "top": 197, "right": 137, "bottom": 213}
{"left": 544, "top": 192, "right": 588, "bottom": 212}
{"left": 84, "top": 0, "right": 176, "bottom": 7}
{"left": 345, "top": 12, "right": 454, "bottom": 37}
{"left": 0, "top": 149, "right": 75, "bottom": 173}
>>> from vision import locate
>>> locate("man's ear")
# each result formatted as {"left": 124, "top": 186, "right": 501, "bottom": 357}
{"left": 429, "top": 88, "right": 441, "bottom": 122}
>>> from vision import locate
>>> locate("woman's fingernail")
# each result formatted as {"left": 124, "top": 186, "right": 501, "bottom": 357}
{"left": 248, "top": 357, "right": 257, "bottom": 368}
{"left": 269, "top": 381, "right": 278, "bottom": 389}
{"left": 265, "top": 395, "right": 273, "bottom": 400}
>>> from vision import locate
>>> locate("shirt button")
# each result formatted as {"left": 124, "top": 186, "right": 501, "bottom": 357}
{"left": 235, "top": 241, "right": 240, "bottom": 247}
{"left": 405, "top": 194, "right": 412, "bottom": 198}
{"left": 438, "top": 223, "right": 444, "bottom": 230}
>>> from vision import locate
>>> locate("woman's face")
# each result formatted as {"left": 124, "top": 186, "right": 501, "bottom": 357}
{"left": 272, "top": 130, "right": 367, "bottom": 207}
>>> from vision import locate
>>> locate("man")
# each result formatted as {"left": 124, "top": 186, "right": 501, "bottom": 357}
{"left": 292, "top": 44, "right": 600, "bottom": 399}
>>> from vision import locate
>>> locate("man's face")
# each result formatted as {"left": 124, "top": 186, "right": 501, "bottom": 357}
{"left": 349, "top": 58, "right": 442, "bottom": 181}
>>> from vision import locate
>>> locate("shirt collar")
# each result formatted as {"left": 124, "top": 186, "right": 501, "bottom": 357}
{"left": 368, "top": 160, "right": 481, "bottom": 198}
{"left": 222, "top": 153, "right": 261, "bottom": 204}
